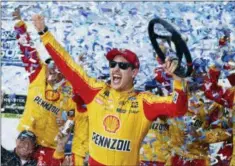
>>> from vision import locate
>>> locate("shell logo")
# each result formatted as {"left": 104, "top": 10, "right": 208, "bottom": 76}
{"left": 45, "top": 90, "right": 60, "bottom": 101}
{"left": 103, "top": 115, "right": 120, "bottom": 133}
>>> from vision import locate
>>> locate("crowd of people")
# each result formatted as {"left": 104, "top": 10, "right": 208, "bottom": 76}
{"left": 1, "top": 9, "right": 235, "bottom": 166}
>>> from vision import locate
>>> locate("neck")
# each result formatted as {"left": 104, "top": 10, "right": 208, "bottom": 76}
{"left": 121, "top": 83, "right": 134, "bottom": 92}
{"left": 115, "top": 86, "right": 134, "bottom": 94}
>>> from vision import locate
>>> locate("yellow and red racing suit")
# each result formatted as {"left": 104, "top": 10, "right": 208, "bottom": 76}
{"left": 14, "top": 21, "right": 88, "bottom": 164}
{"left": 167, "top": 95, "right": 232, "bottom": 166}
{"left": 140, "top": 117, "right": 170, "bottom": 165}
{"left": 39, "top": 30, "right": 188, "bottom": 166}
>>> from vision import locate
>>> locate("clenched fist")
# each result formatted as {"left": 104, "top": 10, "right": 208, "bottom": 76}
{"left": 32, "top": 14, "right": 45, "bottom": 32}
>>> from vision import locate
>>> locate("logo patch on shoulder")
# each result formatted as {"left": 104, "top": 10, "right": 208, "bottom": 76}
{"left": 173, "top": 92, "right": 179, "bottom": 104}
{"left": 128, "top": 97, "right": 136, "bottom": 101}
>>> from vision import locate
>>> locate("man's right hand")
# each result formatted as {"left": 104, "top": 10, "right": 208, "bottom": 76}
{"left": 32, "top": 14, "right": 45, "bottom": 32}
{"left": 55, "top": 132, "right": 70, "bottom": 153}
{"left": 61, "top": 155, "right": 73, "bottom": 166}
{"left": 56, "top": 111, "right": 66, "bottom": 127}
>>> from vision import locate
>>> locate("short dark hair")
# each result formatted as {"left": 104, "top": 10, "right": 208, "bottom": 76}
{"left": 45, "top": 58, "right": 53, "bottom": 64}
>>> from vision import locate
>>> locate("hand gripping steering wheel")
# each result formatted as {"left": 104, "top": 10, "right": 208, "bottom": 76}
{"left": 148, "top": 17, "right": 193, "bottom": 78}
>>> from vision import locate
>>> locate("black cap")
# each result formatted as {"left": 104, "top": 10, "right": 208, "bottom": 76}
{"left": 45, "top": 58, "right": 53, "bottom": 64}
{"left": 17, "top": 130, "right": 37, "bottom": 144}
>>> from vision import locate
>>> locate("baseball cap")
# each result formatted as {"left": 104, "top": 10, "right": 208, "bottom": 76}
{"left": 106, "top": 48, "right": 140, "bottom": 69}
{"left": 17, "top": 130, "right": 37, "bottom": 144}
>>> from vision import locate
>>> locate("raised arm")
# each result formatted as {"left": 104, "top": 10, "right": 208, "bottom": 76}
{"left": 142, "top": 79, "right": 188, "bottom": 121}
{"left": 142, "top": 55, "right": 188, "bottom": 120}
{"left": 32, "top": 14, "right": 104, "bottom": 104}
{"left": 14, "top": 19, "right": 42, "bottom": 83}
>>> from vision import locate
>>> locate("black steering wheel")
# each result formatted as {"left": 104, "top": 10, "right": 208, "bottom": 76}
{"left": 148, "top": 17, "right": 193, "bottom": 78}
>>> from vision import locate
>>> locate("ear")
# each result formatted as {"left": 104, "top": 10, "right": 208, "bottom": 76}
{"left": 132, "top": 68, "right": 139, "bottom": 78}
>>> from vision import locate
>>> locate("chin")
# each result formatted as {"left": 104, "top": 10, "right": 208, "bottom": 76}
{"left": 111, "top": 83, "right": 121, "bottom": 91}
{"left": 111, "top": 85, "right": 120, "bottom": 90}
{"left": 19, "top": 153, "right": 30, "bottom": 159}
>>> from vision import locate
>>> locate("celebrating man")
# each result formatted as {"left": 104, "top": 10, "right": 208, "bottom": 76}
{"left": 31, "top": 14, "right": 188, "bottom": 166}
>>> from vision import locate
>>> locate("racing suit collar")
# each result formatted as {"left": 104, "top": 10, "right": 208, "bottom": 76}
{"left": 111, "top": 87, "right": 136, "bottom": 99}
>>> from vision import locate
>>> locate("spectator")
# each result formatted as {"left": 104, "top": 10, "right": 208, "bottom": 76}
{"left": 1, "top": 130, "right": 37, "bottom": 166}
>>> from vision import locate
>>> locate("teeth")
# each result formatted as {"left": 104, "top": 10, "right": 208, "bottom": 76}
{"left": 113, "top": 74, "right": 121, "bottom": 78}
{"left": 112, "top": 74, "right": 121, "bottom": 84}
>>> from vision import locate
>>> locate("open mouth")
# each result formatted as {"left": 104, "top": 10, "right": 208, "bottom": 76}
{"left": 112, "top": 74, "right": 122, "bottom": 84}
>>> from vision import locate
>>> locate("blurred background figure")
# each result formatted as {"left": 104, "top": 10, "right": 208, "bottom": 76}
{"left": 13, "top": 8, "right": 89, "bottom": 165}
{"left": 1, "top": 130, "right": 37, "bottom": 166}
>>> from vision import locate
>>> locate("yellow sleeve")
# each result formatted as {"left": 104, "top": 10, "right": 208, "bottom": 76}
{"left": 59, "top": 82, "right": 77, "bottom": 111}
{"left": 203, "top": 128, "right": 231, "bottom": 143}
{"left": 17, "top": 107, "right": 35, "bottom": 132}
{"left": 142, "top": 80, "right": 188, "bottom": 120}
{"left": 74, "top": 154, "right": 85, "bottom": 166}
{"left": 40, "top": 31, "right": 105, "bottom": 104}
{"left": 72, "top": 111, "right": 89, "bottom": 157}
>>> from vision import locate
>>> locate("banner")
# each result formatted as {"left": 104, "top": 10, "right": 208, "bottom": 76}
{"left": 1, "top": 94, "right": 26, "bottom": 117}
{"left": 1, "top": 30, "right": 23, "bottom": 66}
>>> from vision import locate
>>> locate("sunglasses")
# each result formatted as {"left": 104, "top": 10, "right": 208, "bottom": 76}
{"left": 109, "top": 61, "right": 134, "bottom": 70}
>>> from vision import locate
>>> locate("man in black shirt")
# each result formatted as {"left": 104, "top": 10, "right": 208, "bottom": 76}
{"left": 1, "top": 130, "right": 37, "bottom": 166}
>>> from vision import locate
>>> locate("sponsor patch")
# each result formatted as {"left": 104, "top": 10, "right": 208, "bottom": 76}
{"left": 34, "top": 96, "right": 60, "bottom": 115}
{"left": 173, "top": 92, "right": 179, "bottom": 104}
{"left": 45, "top": 90, "right": 60, "bottom": 101}
{"left": 116, "top": 108, "right": 127, "bottom": 113}
{"left": 99, "top": 90, "right": 110, "bottom": 99}
{"left": 129, "top": 109, "right": 139, "bottom": 114}
{"left": 92, "top": 132, "right": 131, "bottom": 152}
{"left": 151, "top": 122, "right": 169, "bottom": 131}
{"left": 131, "top": 102, "right": 138, "bottom": 108}
{"left": 128, "top": 97, "right": 136, "bottom": 101}
{"left": 103, "top": 115, "right": 120, "bottom": 133}
{"left": 103, "top": 90, "right": 110, "bottom": 97}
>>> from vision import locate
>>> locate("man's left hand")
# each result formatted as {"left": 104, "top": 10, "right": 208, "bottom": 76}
{"left": 163, "top": 57, "right": 181, "bottom": 80}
